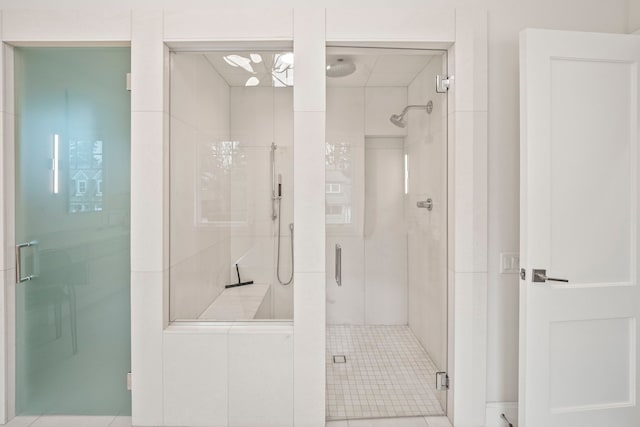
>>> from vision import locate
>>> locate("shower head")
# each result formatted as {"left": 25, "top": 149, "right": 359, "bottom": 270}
{"left": 389, "top": 113, "right": 407, "bottom": 128}
{"left": 389, "top": 101, "right": 434, "bottom": 128}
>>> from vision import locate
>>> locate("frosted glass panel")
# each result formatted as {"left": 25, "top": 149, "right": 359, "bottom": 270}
{"left": 15, "top": 48, "right": 131, "bottom": 415}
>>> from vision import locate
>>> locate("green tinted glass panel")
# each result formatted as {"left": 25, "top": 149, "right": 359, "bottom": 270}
{"left": 15, "top": 48, "right": 131, "bottom": 415}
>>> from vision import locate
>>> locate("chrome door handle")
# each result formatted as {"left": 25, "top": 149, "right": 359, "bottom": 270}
{"left": 335, "top": 244, "right": 342, "bottom": 287}
{"left": 15, "top": 240, "right": 38, "bottom": 283}
{"left": 532, "top": 268, "right": 568, "bottom": 283}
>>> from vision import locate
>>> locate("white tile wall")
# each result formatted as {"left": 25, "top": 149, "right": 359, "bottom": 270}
{"left": 1, "top": 9, "right": 130, "bottom": 42}
{"left": 163, "top": 8, "right": 293, "bottom": 42}
{"left": 293, "top": 8, "right": 325, "bottom": 112}
{"left": 293, "top": 272, "right": 326, "bottom": 427}
{"left": 364, "top": 88, "right": 407, "bottom": 137}
{"left": 228, "top": 86, "right": 294, "bottom": 318}
{"left": 163, "top": 330, "right": 229, "bottom": 426}
{"left": 228, "top": 326, "right": 294, "bottom": 427}
{"left": 130, "top": 271, "right": 164, "bottom": 426}
{"left": 326, "top": 88, "right": 410, "bottom": 326}
{"left": 452, "top": 9, "right": 488, "bottom": 113}
{"left": 452, "top": 272, "right": 488, "bottom": 426}
{"left": 363, "top": 140, "right": 407, "bottom": 325}
{"left": 293, "top": 112, "right": 326, "bottom": 273}
{"left": 131, "top": 111, "right": 167, "bottom": 273}
{"left": 325, "top": 8, "right": 455, "bottom": 43}
{"left": 131, "top": 10, "right": 164, "bottom": 113}
{"left": 453, "top": 112, "right": 488, "bottom": 273}
{"left": 169, "top": 53, "right": 231, "bottom": 320}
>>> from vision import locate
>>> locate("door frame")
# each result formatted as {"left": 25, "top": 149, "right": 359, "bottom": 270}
{"left": 0, "top": 7, "right": 489, "bottom": 427}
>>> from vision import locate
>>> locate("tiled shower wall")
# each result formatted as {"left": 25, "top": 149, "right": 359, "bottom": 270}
{"left": 229, "top": 86, "right": 294, "bottom": 319}
{"left": 169, "top": 53, "right": 231, "bottom": 320}
{"left": 170, "top": 57, "right": 295, "bottom": 320}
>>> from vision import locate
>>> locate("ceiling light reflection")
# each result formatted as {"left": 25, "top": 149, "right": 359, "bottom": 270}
{"left": 245, "top": 77, "right": 260, "bottom": 86}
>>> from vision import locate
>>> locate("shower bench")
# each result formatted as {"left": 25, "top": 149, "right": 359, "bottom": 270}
{"left": 199, "top": 283, "right": 271, "bottom": 320}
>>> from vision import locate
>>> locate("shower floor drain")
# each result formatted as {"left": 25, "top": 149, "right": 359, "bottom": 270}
{"left": 333, "top": 355, "right": 347, "bottom": 364}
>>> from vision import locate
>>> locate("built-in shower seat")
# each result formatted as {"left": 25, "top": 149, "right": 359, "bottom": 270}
{"left": 199, "top": 283, "right": 271, "bottom": 320}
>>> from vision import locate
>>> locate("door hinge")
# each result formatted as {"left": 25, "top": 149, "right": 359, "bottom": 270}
{"left": 127, "top": 372, "right": 132, "bottom": 391}
{"left": 436, "top": 371, "right": 449, "bottom": 390}
{"left": 436, "top": 74, "right": 451, "bottom": 93}
{"left": 126, "top": 73, "right": 132, "bottom": 92}
{"left": 520, "top": 268, "right": 526, "bottom": 281}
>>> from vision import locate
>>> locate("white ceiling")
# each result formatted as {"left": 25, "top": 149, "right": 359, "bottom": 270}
{"left": 203, "top": 51, "right": 441, "bottom": 88}
{"left": 204, "top": 52, "right": 293, "bottom": 87}
{"left": 326, "top": 54, "right": 435, "bottom": 87}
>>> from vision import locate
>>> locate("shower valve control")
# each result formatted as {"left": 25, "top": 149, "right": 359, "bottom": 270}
{"left": 417, "top": 199, "right": 433, "bottom": 211}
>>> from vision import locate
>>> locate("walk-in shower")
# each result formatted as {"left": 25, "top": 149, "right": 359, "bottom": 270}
{"left": 325, "top": 47, "right": 448, "bottom": 421}
{"left": 169, "top": 49, "right": 295, "bottom": 322}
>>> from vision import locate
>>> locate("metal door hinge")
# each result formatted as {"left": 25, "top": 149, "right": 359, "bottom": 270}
{"left": 520, "top": 268, "right": 526, "bottom": 280}
{"left": 126, "top": 73, "right": 132, "bottom": 92}
{"left": 127, "top": 372, "right": 132, "bottom": 390}
{"left": 436, "top": 372, "right": 449, "bottom": 390}
{"left": 436, "top": 75, "right": 451, "bottom": 93}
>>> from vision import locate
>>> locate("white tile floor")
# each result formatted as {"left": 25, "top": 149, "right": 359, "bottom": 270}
{"left": 3, "top": 415, "right": 451, "bottom": 427}
{"left": 3, "top": 416, "right": 131, "bottom": 427}
{"left": 326, "top": 416, "right": 452, "bottom": 426}
{"left": 326, "top": 325, "right": 446, "bottom": 421}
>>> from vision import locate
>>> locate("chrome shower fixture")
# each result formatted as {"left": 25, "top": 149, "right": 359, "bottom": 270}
{"left": 389, "top": 101, "right": 434, "bottom": 128}
{"left": 270, "top": 142, "right": 280, "bottom": 220}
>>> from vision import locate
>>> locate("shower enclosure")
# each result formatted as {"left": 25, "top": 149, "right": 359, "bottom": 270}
{"left": 14, "top": 47, "right": 131, "bottom": 415}
{"left": 169, "top": 50, "right": 294, "bottom": 322}
{"left": 325, "top": 48, "right": 448, "bottom": 421}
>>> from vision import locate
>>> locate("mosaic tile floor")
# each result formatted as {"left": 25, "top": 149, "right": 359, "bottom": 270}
{"left": 326, "top": 325, "right": 446, "bottom": 420}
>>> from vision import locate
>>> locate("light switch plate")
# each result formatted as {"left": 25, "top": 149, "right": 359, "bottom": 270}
{"left": 500, "top": 252, "right": 520, "bottom": 274}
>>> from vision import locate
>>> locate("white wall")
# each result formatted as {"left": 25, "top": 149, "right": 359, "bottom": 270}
{"left": 325, "top": 86, "right": 408, "bottom": 325}
{"left": 229, "top": 86, "right": 294, "bottom": 319}
{"left": 169, "top": 53, "right": 231, "bottom": 320}
{"left": 406, "top": 54, "right": 448, "bottom": 376}
{"left": 629, "top": 0, "right": 640, "bottom": 32}
{"left": 484, "top": 0, "right": 628, "bottom": 404}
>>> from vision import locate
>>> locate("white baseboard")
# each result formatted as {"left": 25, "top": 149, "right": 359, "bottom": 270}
{"left": 485, "top": 402, "right": 517, "bottom": 427}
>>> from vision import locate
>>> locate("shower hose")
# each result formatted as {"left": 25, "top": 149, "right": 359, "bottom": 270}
{"left": 276, "top": 198, "right": 294, "bottom": 285}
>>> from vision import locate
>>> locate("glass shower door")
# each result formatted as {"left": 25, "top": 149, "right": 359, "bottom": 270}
{"left": 14, "top": 47, "right": 131, "bottom": 415}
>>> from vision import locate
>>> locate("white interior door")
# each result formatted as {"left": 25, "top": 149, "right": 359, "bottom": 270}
{"left": 519, "top": 29, "right": 640, "bottom": 426}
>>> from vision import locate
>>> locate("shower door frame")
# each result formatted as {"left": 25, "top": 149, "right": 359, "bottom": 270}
{"left": 0, "top": 7, "right": 489, "bottom": 427}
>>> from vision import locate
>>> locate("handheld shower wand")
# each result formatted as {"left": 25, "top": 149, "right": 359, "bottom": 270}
{"left": 270, "top": 142, "right": 294, "bottom": 285}
{"left": 271, "top": 143, "right": 279, "bottom": 220}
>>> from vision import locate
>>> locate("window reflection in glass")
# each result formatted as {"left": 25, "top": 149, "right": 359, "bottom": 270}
{"left": 197, "top": 140, "right": 247, "bottom": 224}
{"left": 325, "top": 142, "right": 352, "bottom": 224}
{"left": 69, "top": 140, "right": 103, "bottom": 213}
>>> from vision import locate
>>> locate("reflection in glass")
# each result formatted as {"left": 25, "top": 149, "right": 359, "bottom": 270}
{"left": 325, "top": 142, "right": 353, "bottom": 224}
{"left": 170, "top": 50, "right": 294, "bottom": 321}
{"left": 69, "top": 140, "right": 103, "bottom": 213}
